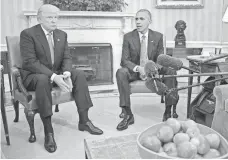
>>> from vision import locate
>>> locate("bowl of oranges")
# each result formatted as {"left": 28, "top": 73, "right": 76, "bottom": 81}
{"left": 137, "top": 118, "right": 228, "bottom": 159}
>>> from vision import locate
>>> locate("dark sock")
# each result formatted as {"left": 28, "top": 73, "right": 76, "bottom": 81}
{"left": 40, "top": 116, "right": 53, "bottom": 135}
{"left": 121, "top": 107, "right": 126, "bottom": 113}
{"left": 123, "top": 106, "right": 132, "bottom": 115}
{"left": 79, "top": 109, "right": 89, "bottom": 124}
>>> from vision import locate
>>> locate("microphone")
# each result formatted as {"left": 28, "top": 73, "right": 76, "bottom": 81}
{"left": 145, "top": 78, "right": 168, "bottom": 95}
{"left": 144, "top": 60, "right": 160, "bottom": 78}
{"left": 157, "top": 54, "right": 182, "bottom": 70}
{"left": 157, "top": 54, "right": 198, "bottom": 72}
{"left": 144, "top": 60, "right": 179, "bottom": 100}
{"left": 144, "top": 60, "right": 161, "bottom": 92}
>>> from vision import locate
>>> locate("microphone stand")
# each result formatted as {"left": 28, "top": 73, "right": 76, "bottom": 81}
{"left": 158, "top": 76, "right": 228, "bottom": 100}
{"left": 160, "top": 72, "right": 228, "bottom": 79}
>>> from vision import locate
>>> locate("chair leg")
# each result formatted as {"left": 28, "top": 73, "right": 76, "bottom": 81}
{"left": 172, "top": 105, "right": 179, "bottom": 119}
{"left": 13, "top": 100, "right": 19, "bottom": 122}
{"left": 8, "top": 71, "right": 13, "bottom": 96}
{"left": 24, "top": 109, "right": 37, "bottom": 143}
{"left": 161, "top": 94, "right": 164, "bottom": 103}
{"left": 55, "top": 104, "right": 59, "bottom": 112}
{"left": 172, "top": 95, "right": 179, "bottom": 119}
{"left": 198, "top": 76, "right": 200, "bottom": 83}
{"left": 163, "top": 105, "right": 172, "bottom": 122}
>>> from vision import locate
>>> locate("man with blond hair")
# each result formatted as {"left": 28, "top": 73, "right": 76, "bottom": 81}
{"left": 20, "top": 4, "right": 103, "bottom": 153}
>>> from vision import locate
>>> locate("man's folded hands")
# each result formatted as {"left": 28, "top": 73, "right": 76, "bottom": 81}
{"left": 53, "top": 74, "right": 73, "bottom": 92}
{"left": 63, "top": 76, "right": 73, "bottom": 92}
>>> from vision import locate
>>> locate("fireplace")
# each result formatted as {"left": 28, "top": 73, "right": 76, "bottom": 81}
{"left": 69, "top": 43, "right": 113, "bottom": 85}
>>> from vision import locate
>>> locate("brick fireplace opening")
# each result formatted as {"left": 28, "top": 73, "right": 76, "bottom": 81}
{"left": 69, "top": 43, "right": 113, "bottom": 86}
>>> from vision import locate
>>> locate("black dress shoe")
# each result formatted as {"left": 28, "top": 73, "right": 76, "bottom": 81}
{"left": 117, "top": 114, "right": 134, "bottom": 131}
{"left": 78, "top": 121, "right": 103, "bottom": 135}
{"left": 29, "top": 134, "right": 36, "bottom": 143}
{"left": 162, "top": 112, "right": 171, "bottom": 122}
{"left": 119, "top": 108, "right": 126, "bottom": 118}
{"left": 44, "top": 133, "right": 57, "bottom": 153}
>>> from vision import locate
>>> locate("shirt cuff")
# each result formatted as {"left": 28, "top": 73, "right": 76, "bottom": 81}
{"left": 133, "top": 65, "right": 139, "bottom": 72}
{"left": 50, "top": 73, "right": 57, "bottom": 83}
{"left": 63, "top": 71, "right": 71, "bottom": 77}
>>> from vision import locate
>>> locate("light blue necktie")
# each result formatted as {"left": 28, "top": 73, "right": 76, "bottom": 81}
{"left": 47, "top": 32, "right": 54, "bottom": 64}
{"left": 140, "top": 35, "right": 147, "bottom": 80}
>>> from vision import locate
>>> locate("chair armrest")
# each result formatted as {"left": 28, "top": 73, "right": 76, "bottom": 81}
{"left": 11, "top": 67, "right": 32, "bottom": 102}
{"left": 213, "top": 84, "right": 228, "bottom": 112}
{"left": 225, "top": 99, "right": 228, "bottom": 112}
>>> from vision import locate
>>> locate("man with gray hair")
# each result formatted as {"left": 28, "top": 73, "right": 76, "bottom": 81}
{"left": 116, "top": 9, "right": 179, "bottom": 131}
{"left": 20, "top": 4, "right": 103, "bottom": 153}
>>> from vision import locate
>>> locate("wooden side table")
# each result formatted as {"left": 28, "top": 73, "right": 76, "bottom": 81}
{"left": 84, "top": 133, "right": 140, "bottom": 159}
{"left": 166, "top": 48, "right": 202, "bottom": 58}
{"left": 167, "top": 48, "right": 203, "bottom": 83}
{"left": 186, "top": 55, "right": 228, "bottom": 119}
{"left": 1, "top": 65, "right": 10, "bottom": 145}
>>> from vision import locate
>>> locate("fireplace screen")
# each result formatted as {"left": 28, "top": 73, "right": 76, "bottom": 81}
{"left": 69, "top": 43, "right": 113, "bottom": 86}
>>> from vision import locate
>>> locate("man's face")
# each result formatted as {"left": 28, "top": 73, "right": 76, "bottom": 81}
{"left": 39, "top": 11, "right": 59, "bottom": 32}
{"left": 135, "top": 11, "right": 151, "bottom": 34}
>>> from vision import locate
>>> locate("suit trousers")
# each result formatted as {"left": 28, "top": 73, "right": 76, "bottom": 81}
{"left": 116, "top": 68, "right": 139, "bottom": 108}
{"left": 116, "top": 67, "right": 178, "bottom": 108}
{"left": 22, "top": 69, "right": 93, "bottom": 118}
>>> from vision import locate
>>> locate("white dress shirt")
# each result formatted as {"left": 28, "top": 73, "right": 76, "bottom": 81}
{"left": 133, "top": 30, "right": 149, "bottom": 72}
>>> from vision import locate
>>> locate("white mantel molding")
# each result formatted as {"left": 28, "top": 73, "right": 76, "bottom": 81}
{"left": 2, "top": 41, "right": 228, "bottom": 52}
{"left": 23, "top": 11, "right": 135, "bottom": 18}
{"left": 23, "top": 11, "right": 135, "bottom": 33}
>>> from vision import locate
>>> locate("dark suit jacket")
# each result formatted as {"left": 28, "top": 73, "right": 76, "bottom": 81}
{"left": 20, "top": 24, "right": 72, "bottom": 80}
{"left": 120, "top": 29, "right": 163, "bottom": 72}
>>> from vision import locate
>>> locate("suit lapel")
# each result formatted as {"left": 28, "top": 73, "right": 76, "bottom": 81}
{"left": 148, "top": 29, "right": 156, "bottom": 60}
{"left": 35, "top": 25, "right": 52, "bottom": 65}
{"left": 132, "top": 30, "right": 141, "bottom": 55}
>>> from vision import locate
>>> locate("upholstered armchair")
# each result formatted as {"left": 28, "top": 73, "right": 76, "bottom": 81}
{"left": 130, "top": 81, "right": 151, "bottom": 93}
{"left": 6, "top": 36, "right": 74, "bottom": 142}
{"left": 211, "top": 84, "right": 228, "bottom": 141}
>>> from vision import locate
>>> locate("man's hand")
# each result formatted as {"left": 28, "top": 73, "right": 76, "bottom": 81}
{"left": 137, "top": 66, "right": 146, "bottom": 77}
{"left": 63, "top": 72, "right": 71, "bottom": 79}
{"left": 63, "top": 71, "right": 73, "bottom": 91}
{"left": 53, "top": 75, "right": 71, "bottom": 92}
{"left": 63, "top": 77, "right": 73, "bottom": 92}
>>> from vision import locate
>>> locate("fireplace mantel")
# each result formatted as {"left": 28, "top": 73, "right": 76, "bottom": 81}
{"left": 23, "top": 11, "right": 135, "bottom": 32}
{"left": 23, "top": 11, "right": 135, "bottom": 18}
